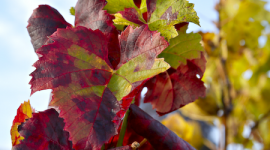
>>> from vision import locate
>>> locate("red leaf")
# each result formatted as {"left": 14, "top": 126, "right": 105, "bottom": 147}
{"left": 75, "top": 0, "right": 120, "bottom": 69}
{"left": 30, "top": 25, "right": 168, "bottom": 149}
{"left": 30, "top": 26, "right": 112, "bottom": 94}
{"left": 30, "top": 27, "right": 119, "bottom": 149}
{"left": 128, "top": 104, "right": 196, "bottom": 150}
{"left": 134, "top": 85, "right": 144, "bottom": 107}
{"left": 12, "top": 108, "right": 73, "bottom": 150}
{"left": 142, "top": 52, "right": 206, "bottom": 115}
{"left": 115, "top": 25, "right": 168, "bottom": 107}
{"left": 27, "top": 5, "right": 71, "bottom": 51}
{"left": 117, "top": 25, "right": 168, "bottom": 69}
{"left": 10, "top": 100, "right": 33, "bottom": 146}
{"left": 146, "top": 0, "right": 157, "bottom": 22}
{"left": 133, "top": 0, "right": 142, "bottom": 8}
{"left": 65, "top": 88, "right": 121, "bottom": 150}
{"left": 118, "top": 8, "right": 145, "bottom": 26}
{"left": 175, "top": 22, "right": 189, "bottom": 30}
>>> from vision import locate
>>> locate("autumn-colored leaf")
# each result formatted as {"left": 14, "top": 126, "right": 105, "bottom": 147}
{"left": 30, "top": 25, "right": 169, "bottom": 149}
{"left": 30, "top": 26, "right": 118, "bottom": 150}
{"left": 116, "top": 25, "right": 168, "bottom": 69}
{"left": 75, "top": 0, "right": 120, "bottom": 68}
{"left": 27, "top": 5, "right": 72, "bottom": 51}
{"left": 12, "top": 108, "right": 73, "bottom": 150}
{"left": 114, "top": 8, "right": 145, "bottom": 28}
{"left": 142, "top": 52, "right": 206, "bottom": 115}
{"left": 158, "top": 23, "right": 204, "bottom": 69}
{"left": 147, "top": 0, "right": 199, "bottom": 40}
{"left": 10, "top": 100, "right": 33, "bottom": 146}
{"left": 128, "top": 104, "right": 196, "bottom": 150}
{"left": 134, "top": 0, "right": 142, "bottom": 8}
{"left": 107, "top": 0, "right": 200, "bottom": 40}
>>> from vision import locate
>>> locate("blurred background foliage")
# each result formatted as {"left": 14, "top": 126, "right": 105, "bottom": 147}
{"left": 159, "top": 0, "right": 270, "bottom": 149}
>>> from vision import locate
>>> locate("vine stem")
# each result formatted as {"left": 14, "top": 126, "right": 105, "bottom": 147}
{"left": 217, "top": 0, "right": 232, "bottom": 149}
{"left": 116, "top": 109, "right": 130, "bottom": 147}
{"left": 131, "top": 138, "right": 147, "bottom": 150}
{"left": 138, "top": 139, "right": 147, "bottom": 148}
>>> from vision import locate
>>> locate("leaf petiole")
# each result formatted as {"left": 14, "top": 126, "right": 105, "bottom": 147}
{"left": 116, "top": 109, "right": 130, "bottom": 147}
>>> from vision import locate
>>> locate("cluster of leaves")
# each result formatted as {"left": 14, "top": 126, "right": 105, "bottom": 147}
{"left": 172, "top": 0, "right": 270, "bottom": 149}
{"left": 10, "top": 0, "right": 207, "bottom": 149}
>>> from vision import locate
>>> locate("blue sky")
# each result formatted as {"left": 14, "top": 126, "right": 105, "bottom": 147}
{"left": 0, "top": 0, "right": 218, "bottom": 149}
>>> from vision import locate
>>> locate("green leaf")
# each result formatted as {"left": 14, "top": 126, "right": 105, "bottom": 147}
{"left": 149, "top": 0, "right": 200, "bottom": 25}
{"left": 109, "top": 0, "right": 200, "bottom": 40}
{"left": 148, "top": 0, "right": 199, "bottom": 40}
{"left": 69, "top": 7, "right": 75, "bottom": 16}
{"left": 108, "top": 56, "right": 170, "bottom": 100}
{"left": 152, "top": 24, "right": 178, "bottom": 41}
{"left": 103, "top": 0, "right": 139, "bottom": 14}
{"left": 140, "top": 0, "right": 147, "bottom": 13}
{"left": 158, "top": 25, "right": 204, "bottom": 69}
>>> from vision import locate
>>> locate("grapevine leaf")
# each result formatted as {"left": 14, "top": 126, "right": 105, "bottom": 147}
{"left": 10, "top": 100, "right": 33, "bottom": 146}
{"left": 27, "top": 5, "right": 72, "bottom": 51}
{"left": 75, "top": 0, "right": 121, "bottom": 69}
{"left": 133, "top": 0, "right": 147, "bottom": 13}
{"left": 108, "top": 25, "right": 169, "bottom": 100}
{"left": 134, "top": 0, "right": 142, "bottom": 8}
{"left": 158, "top": 23, "right": 204, "bottom": 69}
{"left": 142, "top": 52, "right": 206, "bottom": 115}
{"left": 103, "top": 0, "right": 147, "bottom": 28}
{"left": 148, "top": 0, "right": 200, "bottom": 26}
{"left": 30, "top": 27, "right": 118, "bottom": 150}
{"left": 30, "top": 27, "right": 112, "bottom": 95}
{"left": 53, "top": 87, "right": 121, "bottom": 150}
{"left": 110, "top": 0, "right": 200, "bottom": 40}
{"left": 114, "top": 8, "right": 145, "bottom": 28}
{"left": 116, "top": 25, "right": 169, "bottom": 69}
{"left": 128, "top": 104, "right": 196, "bottom": 150}
{"left": 12, "top": 108, "right": 73, "bottom": 150}
{"left": 75, "top": 0, "right": 115, "bottom": 33}
{"left": 103, "top": 0, "right": 139, "bottom": 14}
{"left": 30, "top": 25, "right": 169, "bottom": 149}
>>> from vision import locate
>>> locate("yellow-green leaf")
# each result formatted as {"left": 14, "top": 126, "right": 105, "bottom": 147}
{"left": 103, "top": 0, "right": 139, "bottom": 14}
{"left": 158, "top": 27, "right": 204, "bottom": 69}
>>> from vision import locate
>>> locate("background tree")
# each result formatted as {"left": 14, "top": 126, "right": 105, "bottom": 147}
{"left": 162, "top": 0, "right": 270, "bottom": 149}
